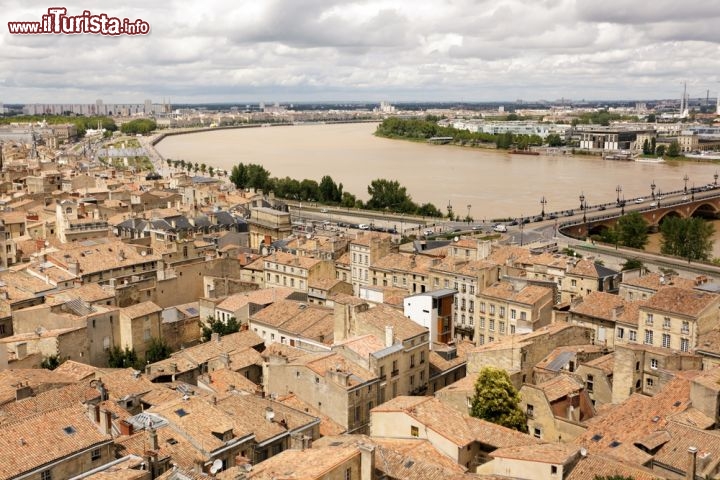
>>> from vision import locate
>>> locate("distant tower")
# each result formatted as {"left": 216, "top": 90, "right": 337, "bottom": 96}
{"left": 0, "top": 141, "right": 4, "bottom": 171}
{"left": 680, "top": 82, "right": 686, "bottom": 116}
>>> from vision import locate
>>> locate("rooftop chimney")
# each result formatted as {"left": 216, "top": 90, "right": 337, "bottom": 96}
{"left": 359, "top": 443, "right": 376, "bottom": 480}
{"left": 385, "top": 325, "right": 394, "bottom": 348}
{"left": 148, "top": 425, "right": 159, "bottom": 451}
{"left": 687, "top": 446, "right": 697, "bottom": 480}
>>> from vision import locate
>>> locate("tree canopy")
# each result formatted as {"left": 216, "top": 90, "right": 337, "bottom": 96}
{"left": 615, "top": 212, "right": 649, "bottom": 249}
{"left": 201, "top": 316, "right": 241, "bottom": 342}
{"left": 145, "top": 337, "right": 172, "bottom": 364}
{"left": 120, "top": 119, "right": 157, "bottom": 135}
{"left": 660, "top": 216, "right": 715, "bottom": 262}
{"left": 469, "top": 366, "right": 527, "bottom": 432}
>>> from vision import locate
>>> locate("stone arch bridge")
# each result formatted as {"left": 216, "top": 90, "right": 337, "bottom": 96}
{"left": 561, "top": 192, "right": 720, "bottom": 239}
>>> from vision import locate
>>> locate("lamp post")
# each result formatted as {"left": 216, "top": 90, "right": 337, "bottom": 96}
{"left": 692, "top": 183, "right": 695, "bottom": 201}
{"left": 621, "top": 196, "right": 625, "bottom": 215}
{"left": 616, "top": 185, "right": 622, "bottom": 204}
{"left": 540, "top": 196, "right": 547, "bottom": 218}
{"left": 467, "top": 204, "right": 472, "bottom": 223}
{"left": 651, "top": 180, "right": 656, "bottom": 200}
{"left": 520, "top": 216, "right": 524, "bottom": 246}
{"left": 657, "top": 190, "right": 661, "bottom": 207}
{"left": 579, "top": 192, "right": 585, "bottom": 211}
{"left": 684, "top": 174, "right": 689, "bottom": 194}
{"left": 447, "top": 200, "right": 453, "bottom": 221}
{"left": 715, "top": 171, "right": 718, "bottom": 186}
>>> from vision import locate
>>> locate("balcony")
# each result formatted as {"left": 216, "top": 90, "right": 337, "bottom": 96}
{"left": 391, "top": 370, "right": 399, "bottom": 377}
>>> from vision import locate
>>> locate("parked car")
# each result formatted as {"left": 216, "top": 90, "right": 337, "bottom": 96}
{"left": 635, "top": 198, "right": 644, "bottom": 204}
{"left": 650, "top": 201, "right": 658, "bottom": 207}
{"left": 493, "top": 224, "right": 508, "bottom": 233}
{"left": 358, "top": 224, "right": 369, "bottom": 230}
{"left": 598, "top": 205, "right": 606, "bottom": 211}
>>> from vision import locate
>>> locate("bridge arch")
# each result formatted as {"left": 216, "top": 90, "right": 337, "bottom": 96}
{"left": 689, "top": 202, "right": 719, "bottom": 220}
{"left": 657, "top": 210, "right": 682, "bottom": 226}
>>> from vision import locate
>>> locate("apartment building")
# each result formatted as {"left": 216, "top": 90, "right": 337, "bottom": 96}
{"left": 349, "top": 232, "right": 395, "bottom": 295}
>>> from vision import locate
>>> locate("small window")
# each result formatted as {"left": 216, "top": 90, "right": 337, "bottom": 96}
{"left": 41, "top": 471, "right": 52, "bottom": 480}
{"left": 410, "top": 425, "right": 419, "bottom": 437}
{"left": 650, "top": 358, "right": 658, "bottom": 369}
{"left": 533, "top": 427, "right": 541, "bottom": 439}
{"left": 646, "top": 377, "right": 654, "bottom": 387}
{"left": 551, "top": 465, "right": 558, "bottom": 475}
{"left": 91, "top": 448, "right": 101, "bottom": 461}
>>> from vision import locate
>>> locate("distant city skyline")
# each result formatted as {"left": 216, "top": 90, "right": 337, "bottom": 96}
{"left": 2, "top": 0, "right": 720, "bottom": 104}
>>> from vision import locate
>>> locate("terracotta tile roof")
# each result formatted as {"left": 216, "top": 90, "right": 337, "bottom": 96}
{"left": 0, "top": 369, "right": 76, "bottom": 405}
{"left": 350, "top": 231, "right": 393, "bottom": 247}
{"left": 216, "top": 287, "right": 294, "bottom": 312}
{"left": 116, "top": 425, "right": 197, "bottom": 471}
{"left": 583, "top": 353, "right": 615, "bottom": 375}
{"left": 303, "top": 352, "right": 377, "bottom": 387}
{"left": 470, "top": 323, "right": 582, "bottom": 354}
{"left": 480, "top": 281, "right": 553, "bottom": 306}
{"left": 46, "top": 283, "right": 115, "bottom": 304}
{"left": 53, "top": 359, "right": 99, "bottom": 381}
{"left": 565, "top": 453, "right": 662, "bottom": 480}
{"left": 667, "top": 407, "right": 716, "bottom": 430}
{"left": 264, "top": 250, "right": 325, "bottom": 270}
{"left": 261, "top": 342, "right": 309, "bottom": 362}
{"left": 310, "top": 434, "right": 469, "bottom": 480}
{"left": 570, "top": 291, "right": 644, "bottom": 324}
{"left": 372, "top": 396, "right": 540, "bottom": 449}
{"left": 0, "top": 382, "right": 99, "bottom": 425}
{"left": 356, "top": 303, "right": 427, "bottom": 341}
{"left": 251, "top": 300, "right": 335, "bottom": 343}
{"left": 696, "top": 329, "right": 720, "bottom": 355}
{"left": 241, "top": 444, "right": 360, "bottom": 479}
{"left": 490, "top": 442, "right": 580, "bottom": 464}
{"left": 536, "top": 374, "right": 585, "bottom": 403}
{"left": 276, "top": 393, "right": 346, "bottom": 436}
{"left": 121, "top": 300, "right": 162, "bottom": 319}
{"left": 93, "top": 368, "right": 159, "bottom": 401}
{"left": 207, "top": 369, "right": 261, "bottom": 395}
{"left": 334, "top": 334, "right": 386, "bottom": 360}
{"left": 690, "top": 366, "right": 720, "bottom": 392}
{"left": 335, "top": 252, "right": 350, "bottom": 267}
{"left": 574, "top": 373, "right": 697, "bottom": 462}
{"left": 622, "top": 272, "right": 696, "bottom": 292}
{"left": 641, "top": 286, "right": 719, "bottom": 318}
{"left": 0, "top": 405, "right": 112, "bottom": 478}
{"left": 48, "top": 239, "right": 161, "bottom": 276}
{"left": 150, "top": 396, "right": 238, "bottom": 453}
{"left": 653, "top": 421, "right": 720, "bottom": 477}
{"left": 372, "top": 253, "right": 434, "bottom": 274}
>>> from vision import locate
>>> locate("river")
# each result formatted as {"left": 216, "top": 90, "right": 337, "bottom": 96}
{"left": 155, "top": 122, "right": 720, "bottom": 256}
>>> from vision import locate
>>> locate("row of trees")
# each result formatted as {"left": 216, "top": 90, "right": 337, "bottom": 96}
{"left": 375, "top": 117, "right": 546, "bottom": 150}
{"left": 641, "top": 138, "right": 681, "bottom": 157}
{"left": 120, "top": 118, "right": 157, "bottom": 135}
{"left": 592, "top": 212, "right": 715, "bottom": 262}
{"left": 167, "top": 159, "right": 218, "bottom": 177}
{"left": 227, "top": 162, "right": 445, "bottom": 217}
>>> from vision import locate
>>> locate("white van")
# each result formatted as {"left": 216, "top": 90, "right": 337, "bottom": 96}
{"left": 493, "top": 224, "right": 507, "bottom": 233}
{"left": 358, "top": 224, "right": 370, "bottom": 230}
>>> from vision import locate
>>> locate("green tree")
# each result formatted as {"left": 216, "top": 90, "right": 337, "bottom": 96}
{"left": 341, "top": 191, "right": 359, "bottom": 208}
{"left": 200, "top": 316, "right": 241, "bottom": 342}
{"left": 620, "top": 258, "right": 644, "bottom": 271}
{"left": 319, "top": 175, "right": 342, "bottom": 203}
{"left": 145, "top": 337, "right": 172, "bottom": 364}
{"left": 661, "top": 217, "right": 715, "bottom": 262}
{"left": 107, "top": 346, "right": 141, "bottom": 369}
{"left": 667, "top": 140, "right": 681, "bottom": 157}
{"left": 506, "top": 113, "right": 519, "bottom": 121}
{"left": 616, "top": 212, "right": 649, "bottom": 249}
{"left": 367, "top": 179, "right": 415, "bottom": 213}
{"left": 208, "top": 166, "right": 215, "bottom": 177}
{"left": 647, "top": 113, "right": 656, "bottom": 123}
{"left": 650, "top": 137, "right": 656, "bottom": 154}
{"left": 469, "top": 366, "right": 527, "bottom": 432}
{"left": 230, "top": 163, "right": 247, "bottom": 188}
{"left": 546, "top": 133, "right": 563, "bottom": 147}
{"left": 416, "top": 202, "right": 443, "bottom": 217}
{"left": 642, "top": 139, "right": 650, "bottom": 155}
{"left": 41, "top": 354, "right": 61, "bottom": 370}
{"left": 656, "top": 144, "right": 666, "bottom": 157}
{"left": 120, "top": 119, "right": 157, "bottom": 135}
{"left": 200, "top": 163, "right": 207, "bottom": 174}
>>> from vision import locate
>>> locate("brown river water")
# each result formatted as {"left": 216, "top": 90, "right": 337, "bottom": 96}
{"left": 155, "top": 122, "right": 720, "bottom": 257}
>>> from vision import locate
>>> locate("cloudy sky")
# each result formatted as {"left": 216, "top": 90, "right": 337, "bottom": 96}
{"left": 2, "top": 0, "right": 719, "bottom": 104}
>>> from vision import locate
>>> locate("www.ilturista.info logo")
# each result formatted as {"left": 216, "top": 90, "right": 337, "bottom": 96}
{"left": 8, "top": 8, "right": 150, "bottom": 35}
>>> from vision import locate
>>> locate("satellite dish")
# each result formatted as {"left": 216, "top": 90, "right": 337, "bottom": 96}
{"left": 141, "top": 251, "right": 147, "bottom": 256}
{"left": 210, "top": 459, "right": 223, "bottom": 474}
{"left": 454, "top": 236, "right": 459, "bottom": 242}
{"left": 306, "top": 233, "right": 312, "bottom": 239}
{"left": 580, "top": 447, "right": 587, "bottom": 457}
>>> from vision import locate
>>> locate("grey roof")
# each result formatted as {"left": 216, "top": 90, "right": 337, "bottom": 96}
{"left": 372, "top": 343, "right": 404, "bottom": 358}
{"left": 544, "top": 350, "right": 575, "bottom": 372}
{"left": 126, "top": 412, "right": 169, "bottom": 431}
{"left": 64, "top": 298, "right": 94, "bottom": 316}
{"left": 406, "top": 288, "right": 457, "bottom": 299}
{"left": 594, "top": 264, "right": 620, "bottom": 278}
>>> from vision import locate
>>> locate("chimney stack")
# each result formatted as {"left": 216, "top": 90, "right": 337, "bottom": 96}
{"left": 385, "top": 325, "right": 394, "bottom": 348}
{"left": 687, "top": 446, "right": 697, "bottom": 480}
{"left": 359, "top": 443, "right": 376, "bottom": 480}
{"left": 148, "top": 426, "right": 159, "bottom": 451}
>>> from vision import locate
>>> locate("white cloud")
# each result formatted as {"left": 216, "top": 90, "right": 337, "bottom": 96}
{"left": 1, "top": 0, "right": 720, "bottom": 102}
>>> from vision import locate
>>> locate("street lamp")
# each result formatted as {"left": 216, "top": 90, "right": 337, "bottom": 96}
{"left": 715, "top": 171, "right": 718, "bottom": 186}
{"left": 447, "top": 200, "right": 453, "bottom": 220}
{"left": 467, "top": 204, "right": 472, "bottom": 223}
{"left": 540, "top": 196, "right": 547, "bottom": 218}
{"left": 621, "top": 196, "right": 625, "bottom": 215}
{"left": 692, "top": 183, "right": 695, "bottom": 201}
{"left": 579, "top": 192, "right": 585, "bottom": 211}
{"left": 651, "top": 180, "right": 656, "bottom": 199}
{"left": 616, "top": 185, "right": 622, "bottom": 204}
{"left": 520, "top": 216, "right": 524, "bottom": 246}
{"left": 684, "top": 174, "right": 689, "bottom": 193}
